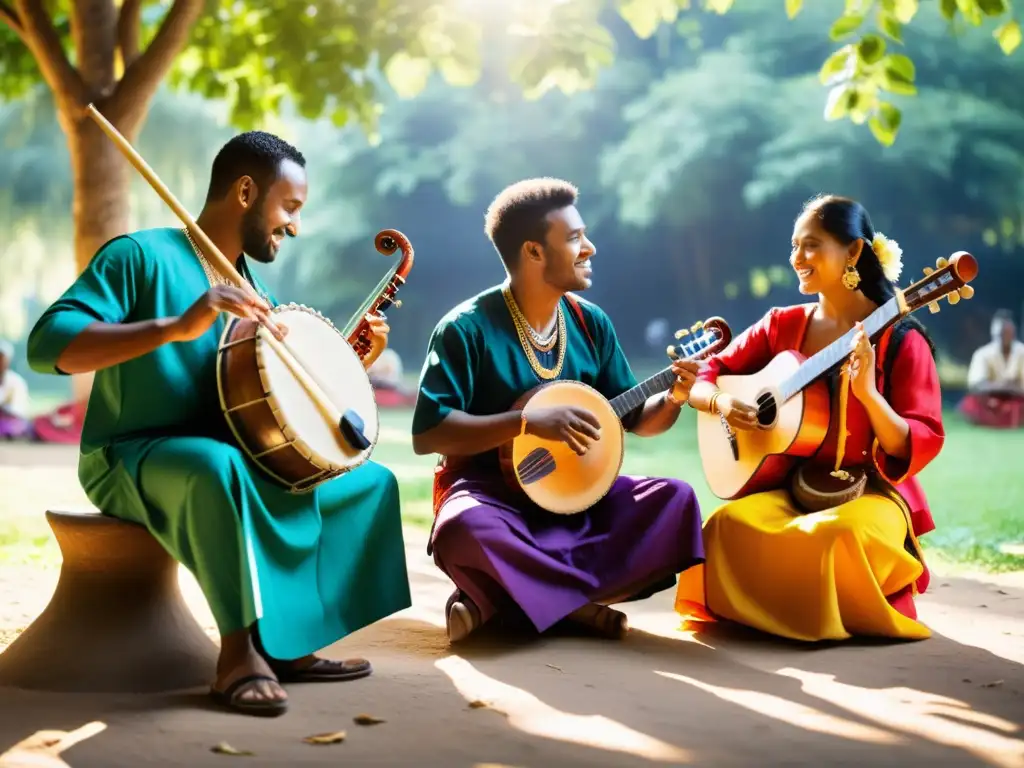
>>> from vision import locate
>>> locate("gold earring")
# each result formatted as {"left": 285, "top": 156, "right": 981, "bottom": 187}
{"left": 842, "top": 262, "right": 861, "bottom": 290}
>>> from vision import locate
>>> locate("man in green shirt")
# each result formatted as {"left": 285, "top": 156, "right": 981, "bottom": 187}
{"left": 28, "top": 131, "right": 411, "bottom": 716}
{"left": 412, "top": 178, "right": 705, "bottom": 643}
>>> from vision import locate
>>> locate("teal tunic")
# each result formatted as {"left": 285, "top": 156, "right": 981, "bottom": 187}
{"left": 412, "top": 284, "right": 640, "bottom": 450}
{"left": 27, "top": 227, "right": 411, "bottom": 659}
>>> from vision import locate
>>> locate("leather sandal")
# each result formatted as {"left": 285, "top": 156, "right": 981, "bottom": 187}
{"left": 209, "top": 674, "right": 289, "bottom": 717}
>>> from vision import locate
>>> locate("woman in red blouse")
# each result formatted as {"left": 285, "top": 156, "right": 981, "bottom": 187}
{"left": 676, "top": 195, "right": 945, "bottom": 642}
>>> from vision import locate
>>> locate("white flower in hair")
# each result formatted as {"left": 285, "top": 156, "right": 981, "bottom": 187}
{"left": 872, "top": 232, "right": 903, "bottom": 282}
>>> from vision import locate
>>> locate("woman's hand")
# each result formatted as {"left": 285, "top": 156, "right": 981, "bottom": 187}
{"left": 361, "top": 313, "right": 390, "bottom": 369}
{"left": 849, "top": 321, "right": 878, "bottom": 403}
{"left": 718, "top": 393, "right": 760, "bottom": 431}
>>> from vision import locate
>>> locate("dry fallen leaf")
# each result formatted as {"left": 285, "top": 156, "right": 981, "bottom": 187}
{"left": 468, "top": 700, "right": 489, "bottom": 709}
{"left": 981, "top": 680, "right": 1005, "bottom": 688}
{"left": 211, "top": 742, "right": 253, "bottom": 756}
{"left": 545, "top": 664, "right": 563, "bottom": 672}
{"left": 303, "top": 731, "right": 347, "bottom": 745}
{"left": 353, "top": 714, "right": 385, "bottom": 726}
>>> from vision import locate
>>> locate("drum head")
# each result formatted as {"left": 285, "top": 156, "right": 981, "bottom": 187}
{"left": 258, "top": 306, "right": 379, "bottom": 471}
{"left": 514, "top": 382, "right": 623, "bottom": 514}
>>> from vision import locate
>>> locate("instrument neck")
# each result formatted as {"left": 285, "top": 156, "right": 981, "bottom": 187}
{"left": 609, "top": 367, "right": 677, "bottom": 419}
{"left": 779, "top": 296, "right": 902, "bottom": 401}
{"left": 608, "top": 331, "right": 721, "bottom": 419}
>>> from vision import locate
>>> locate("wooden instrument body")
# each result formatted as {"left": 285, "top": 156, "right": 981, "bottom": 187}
{"left": 218, "top": 303, "right": 379, "bottom": 493}
{"left": 697, "top": 350, "right": 832, "bottom": 500}
{"left": 497, "top": 381, "right": 626, "bottom": 516}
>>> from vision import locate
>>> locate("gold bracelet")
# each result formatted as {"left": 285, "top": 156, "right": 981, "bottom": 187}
{"left": 709, "top": 392, "right": 721, "bottom": 415}
{"left": 519, "top": 412, "right": 529, "bottom": 436}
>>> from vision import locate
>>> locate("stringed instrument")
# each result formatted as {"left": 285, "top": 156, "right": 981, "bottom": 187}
{"left": 697, "top": 251, "right": 979, "bottom": 501}
{"left": 85, "top": 104, "right": 414, "bottom": 494}
{"left": 500, "top": 317, "right": 732, "bottom": 515}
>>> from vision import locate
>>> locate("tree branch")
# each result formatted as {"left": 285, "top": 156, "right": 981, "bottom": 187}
{"left": 117, "top": 0, "right": 142, "bottom": 67}
{"left": 107, "top": 0, "right": 203, "bottom": 134}
{"left": 0, "top": 1, "right": 25, "bottom": 43}
{"left": 13, "top": 0, "right": 88, "bottom": 112}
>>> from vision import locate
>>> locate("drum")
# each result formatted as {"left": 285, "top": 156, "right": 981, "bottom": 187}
{"left": 790, "top": 463, "right": 868, "bottom": 514}
{"left": 217, "top": 303, "right": 380, "bottom": 493}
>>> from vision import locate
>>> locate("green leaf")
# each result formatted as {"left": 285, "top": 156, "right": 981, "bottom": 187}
{"left": 868, "top": 101, "right": 902, "bottom": 145}
{"left": 956, "top": 0, "right": 984, "bottom": 25}
{"left": 819, "top": 46, "right": 854, "bottom": 84}
{"left": 884, "top": 53, "right": 916, "bottom": 81}
{"left": 858, "top": 33, "right": 887, "bottom": 63}
{"left": 824, "top": 83, "right": 858, "bottom": 120}
{"left": 383, "top": 53, "right": 434, "bottom": 99}
{"left": 785, "top": 0, "right": 803, "bottom": 19}
{"left": 994, "top": 19, "right": 1022, "bottom": 54}
{"left": 892, "top": 0, "right": 920, "bottom": 23}
{"left": 616, "top": 0, "right": 679, "bottom": 39}
{"left": 829, "top": 13, "right": 865, "bottom": 40}
{"left": 704, "top": 0, "right": 735, "bottom": 13}
{"left": 878, "top": 10, "right": 904, "bottom": 42}
{"left": 976, "top": 0, "right": 1008, "bottom": 16}
{"left": 940, "top": 0, "right": 958, "bottom": 19}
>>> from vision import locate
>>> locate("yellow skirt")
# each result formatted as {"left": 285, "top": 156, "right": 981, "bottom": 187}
{"left": 676, "top": 489, "right": 930, "bottom": 642}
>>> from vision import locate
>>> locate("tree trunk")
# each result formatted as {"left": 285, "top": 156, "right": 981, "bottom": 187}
{"left": 66, "top": 115, "right": 133, "bottom": 400}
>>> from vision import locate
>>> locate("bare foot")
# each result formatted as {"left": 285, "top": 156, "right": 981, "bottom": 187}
{"left": 566, "top": 603, "right": 629, "bottom": 639}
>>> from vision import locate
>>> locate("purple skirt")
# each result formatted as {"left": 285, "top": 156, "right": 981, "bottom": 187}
{"left": 430, "top": 469, "right": 704, "bottom": 633}
{"left": 0, "top": 412, "right": 31, "bottom": 440}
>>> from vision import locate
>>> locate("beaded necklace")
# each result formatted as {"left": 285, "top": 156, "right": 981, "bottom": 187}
{"left": 181, "top": 227, "right": 269, "bottom": 301}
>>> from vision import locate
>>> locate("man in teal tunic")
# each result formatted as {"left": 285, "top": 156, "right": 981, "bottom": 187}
{"left": 412, "top": 178, "right": 705, "bottom": 643}
{"left": 27, "top": 131, "right": 411, "bottom": 716}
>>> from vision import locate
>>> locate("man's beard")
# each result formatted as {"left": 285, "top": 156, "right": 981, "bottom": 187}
{"left": 240, "top": 201, "right": 275, "bottom": 263}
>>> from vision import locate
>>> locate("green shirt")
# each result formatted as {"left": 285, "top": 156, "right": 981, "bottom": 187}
{"left": 27, "top": 227, "right": 273, "bottom": 459}
{"left": 412, "top": 284, "right": 639, "bottom": 455}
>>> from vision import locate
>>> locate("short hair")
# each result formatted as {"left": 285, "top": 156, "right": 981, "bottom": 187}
{"left": 206, "top": 131, "right": 306, "bottom": 202}
{"left": 484, "top": 178, "right": 579, "bottom": 268}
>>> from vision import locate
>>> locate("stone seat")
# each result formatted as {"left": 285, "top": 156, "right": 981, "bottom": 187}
{"left": 0, "top": 508, "right": 217, "bottom": 693}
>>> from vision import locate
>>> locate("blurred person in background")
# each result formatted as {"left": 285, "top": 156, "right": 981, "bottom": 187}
{"left": 959, "top": 309, "right": 1024, "bottom": 429}
{"left": 0, "top": 340, "right": 32, "bottom": 440}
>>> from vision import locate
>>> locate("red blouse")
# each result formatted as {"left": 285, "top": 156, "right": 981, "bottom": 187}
{"left": 699, "top": 303, "right": 945, "bottom": 541}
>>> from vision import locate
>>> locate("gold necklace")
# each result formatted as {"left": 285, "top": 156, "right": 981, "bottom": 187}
{"left": 503, "top": 284, "right": 559, "bottom": 351}
{"left": 502, "top": 285, "right": 566, "bottom": 380}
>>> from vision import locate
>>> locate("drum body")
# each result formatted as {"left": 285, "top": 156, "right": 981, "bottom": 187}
{"left": 217, "top": 303, "right": 380, "bottom": 493}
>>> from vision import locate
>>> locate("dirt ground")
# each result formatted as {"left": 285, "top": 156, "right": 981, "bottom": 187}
{"left": 0, "top": 448, "right": 1022, "bottom": 767}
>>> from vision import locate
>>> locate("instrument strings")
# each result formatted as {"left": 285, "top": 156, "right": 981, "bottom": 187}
{"left": 341, "top": 261, "right": 401, "bottom": 338}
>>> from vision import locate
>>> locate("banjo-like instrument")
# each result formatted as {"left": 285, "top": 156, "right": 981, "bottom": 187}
{"left": 498, "top": 317, "right": 732, "bottom": 515}
{"left": 85, "top": 104, "right": 413, "bottom": 493}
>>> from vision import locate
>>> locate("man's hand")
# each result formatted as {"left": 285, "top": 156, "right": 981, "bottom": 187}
{"left": 524, "top": 405, "right": 602, "bottom": 456}
{"left": 361, "top": 313, "right": 390, "bottom": 370}
{"left": 169, "top": 285, "right": 286, "bottom": 343}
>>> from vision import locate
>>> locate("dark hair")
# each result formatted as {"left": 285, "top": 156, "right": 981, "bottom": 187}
{"left": 206, "top": 131, "right": 306, "bottom": 202}
{"left": 484, "top": 178, "right": 579, "bottom": 268}
{"left": 800, "top": 194, "right": 936, "bottom": 397}
{"left": 993, "top": 308, "right": 1015, "bottom": 324}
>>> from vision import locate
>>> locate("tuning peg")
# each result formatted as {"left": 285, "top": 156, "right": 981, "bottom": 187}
{"left": 958, "top": 285, "right": 975, "bottom": 300}
{"left": 923, "top": 266, "right": 934, "bottom": 276}
{"left": 928, "top": 302, "right": 941, "bottom": 314}
{"left": 674, "top": 328, "right": 689, "bottom": 339}
{"left": 393, "top": 300, "right": 403, "bottom": 309}
{"left": 936, "top": 256, "right": 948, "bottom": 269}
{"left": 690, "top": 320, "right": 704, "bottom": 332}
{"left": 666, "top": 344, "right": 679, "bottom": 359}
{"left": 947, "top": 292, "right": 960, "bottom": 305}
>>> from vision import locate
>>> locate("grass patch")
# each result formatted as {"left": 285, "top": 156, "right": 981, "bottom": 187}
{"left": 1, "top": 407, "right": 1020, "bottom": 573}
